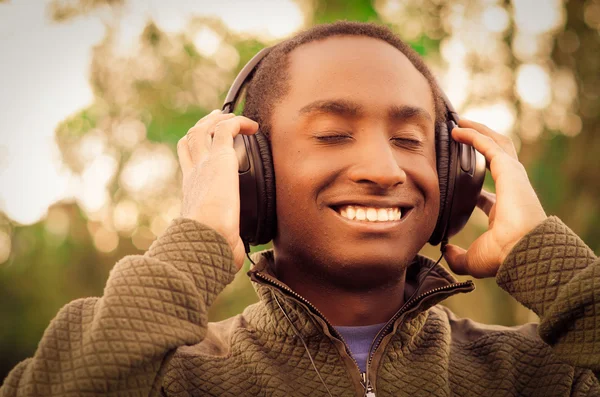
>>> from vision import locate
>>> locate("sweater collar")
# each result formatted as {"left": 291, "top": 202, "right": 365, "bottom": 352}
{"left": 246, "top": 249, "right": 474, "bottom": 337}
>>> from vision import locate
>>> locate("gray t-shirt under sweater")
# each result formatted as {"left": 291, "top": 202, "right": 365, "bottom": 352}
{"left": 334, "top": 323, "right": 386, "bottom": 373}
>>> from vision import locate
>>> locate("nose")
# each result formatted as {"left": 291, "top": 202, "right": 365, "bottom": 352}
{"left": 347, "top": 138, "right": 407, "bottom": 189}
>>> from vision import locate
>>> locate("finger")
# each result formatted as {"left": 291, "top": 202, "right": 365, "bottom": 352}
{"left": 186, "top": 113, "right": 236, "bottom": 162}
{"left": 212, "top": 116, "right": 260, "bottom": 150}
{"left": 190, "top": 109, "right": 222, "bottom": 129}
{"left": 458, "top": 119, "right": 517, "bottom": 159}
{"left": 176, "top": 136, "right": 193, "bottom": 175}
{"left": 443, "top": 244, "right": 469, "bottom": 275}
{"left": 451, "top": 127, "right": 509, "bottom": 171}
{"left": 193, "top": 109, "right": 221, "bottom": 126}
{"left": 476, "top": 189, "right": 496, "bottom": 216}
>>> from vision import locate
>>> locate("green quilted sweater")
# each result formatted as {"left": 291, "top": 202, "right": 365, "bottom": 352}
{"left": 1, "top": 216, "right": 599, "bottom": 396}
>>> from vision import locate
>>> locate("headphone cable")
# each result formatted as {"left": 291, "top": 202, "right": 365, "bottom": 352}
{"left": 272, "top": 291, "right": 334, "bottom": 397}
{"left": 246, "top": 251, "right": 333, "bottom": 397}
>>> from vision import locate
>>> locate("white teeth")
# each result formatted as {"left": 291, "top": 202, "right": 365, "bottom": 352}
{"left": 337, "top": 205, "right": 402, "bottom": 222}
{"left": 366, "top": 208, "right": 378, "bottom": 221}
{"left": 346, "top": 206, "right": 356, "bottom": 220}
{"left": 355, "top": 208, "right": 366, "bottom": 221}
{"left": 377, "top": 208, "right": 388, "bottom": 222}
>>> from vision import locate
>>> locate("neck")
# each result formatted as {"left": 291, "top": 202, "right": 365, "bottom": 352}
{"left": 271, "top": 252, "right": 406, "bottom": 327}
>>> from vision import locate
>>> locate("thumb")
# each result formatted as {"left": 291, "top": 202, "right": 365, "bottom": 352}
{"left": 443, "top": 244, "right": 469, "bottom": 275}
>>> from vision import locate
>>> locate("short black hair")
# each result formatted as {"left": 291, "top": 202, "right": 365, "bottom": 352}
{"left": 242, "top": 21, "right": 446, "bottom": 138}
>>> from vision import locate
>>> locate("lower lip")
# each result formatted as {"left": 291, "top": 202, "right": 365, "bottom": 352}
{"left": 328, "top": 207, "right": 412, "bottom": 232}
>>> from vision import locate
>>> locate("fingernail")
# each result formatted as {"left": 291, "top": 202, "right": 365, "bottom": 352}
{"left": 211, "top": 109, "right": 221, "bottom": 114}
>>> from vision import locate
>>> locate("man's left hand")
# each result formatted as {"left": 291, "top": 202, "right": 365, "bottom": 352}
{"left": 443, "top": 119, "right": 547, "bottom": 278}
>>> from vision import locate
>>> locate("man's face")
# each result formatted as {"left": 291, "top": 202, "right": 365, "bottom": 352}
{"left": 270, "top": 36, "right": 440, "bottom": 287}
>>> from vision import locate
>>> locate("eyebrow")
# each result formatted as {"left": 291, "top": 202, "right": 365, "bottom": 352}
{"left": 388, "top": 104, "right": 433, "bottom": 123}
{"left": 298, "top": 99, "right": 433, "bottom": 123}
{"left": 299, "top": 99, "right": 362, "bottom": 117}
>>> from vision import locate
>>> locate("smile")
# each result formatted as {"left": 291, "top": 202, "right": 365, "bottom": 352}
{"left": 337, "top": 205, "right": 401, "bottom": 222}
{"left": 329, "top": 204, "right": 413, "bottom": 231}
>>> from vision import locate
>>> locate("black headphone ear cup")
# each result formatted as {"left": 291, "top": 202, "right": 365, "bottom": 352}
{"left": 254, "top": 132, "right": 277, "bottom": 244}
{"left": 429, "top": 120, "right": 456, "bottom": 245}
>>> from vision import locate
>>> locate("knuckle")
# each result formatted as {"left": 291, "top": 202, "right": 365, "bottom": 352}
{"left": 213, "top": 121, "right": 226, "bottom": 134}
{"left": 186, "top": 133, "right": 197, "bottom": 145}
{"left": 214, "top": 118, "right": 237, "bottom": 133}
{"left": 514, "top": 160, "right": 527, "bottom": 174}
{"left": 479, "top": 135, "right": 494, "bottom": 146}
{"left": 186, "top": 125, "right": 202, "bottom": 136}
{"left": 199, "top": 110, "right": 220, "bottom": 121}
{"left": 194, "top": 116, "right": 209, "bottom": 127}
{"left": 211, "top": 147, "right": 234, "bottom": 159}
{"left": 471, "top": 120, "right": 486, "bottom": 129}
{"left": 500, "top": 135, "right": 514, "bottom": 147}
{"left": 499, "top": 154, "right": 524, "bottom": 171}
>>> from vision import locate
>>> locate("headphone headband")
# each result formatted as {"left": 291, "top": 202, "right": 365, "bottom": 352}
{"left": 223, "top": 48, "right": 273, "bottom": 113}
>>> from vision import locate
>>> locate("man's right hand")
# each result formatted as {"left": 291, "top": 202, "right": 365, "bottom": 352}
{"left": 177, "top": 109, "right": 260, "bottom": 270}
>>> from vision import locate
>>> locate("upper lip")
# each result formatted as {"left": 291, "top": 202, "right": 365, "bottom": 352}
{"left": 327, "top": 197, "right": 413, "bottom": 209}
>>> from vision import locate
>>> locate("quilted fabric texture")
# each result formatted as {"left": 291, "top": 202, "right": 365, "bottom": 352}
{"left": 2, "top": 216, "right": 599, "bottom": 396}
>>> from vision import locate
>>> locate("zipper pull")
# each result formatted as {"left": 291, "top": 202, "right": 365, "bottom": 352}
{"left": 362, "top": 373, "right": 376, "bottom": 397}
{"left": 365, "top": 384, "right": 376, "bottom": 397}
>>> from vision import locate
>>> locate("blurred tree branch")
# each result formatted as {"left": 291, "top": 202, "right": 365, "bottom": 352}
{"left": 48, "top": 0, "right": 123, "bottom": 22}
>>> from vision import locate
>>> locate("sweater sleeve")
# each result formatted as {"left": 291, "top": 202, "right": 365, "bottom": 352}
{"left": 496, "top": 216, "right": 600, "bottom": 375}
{"left": 0, "top": 218, "right": 236, "bottom": 397}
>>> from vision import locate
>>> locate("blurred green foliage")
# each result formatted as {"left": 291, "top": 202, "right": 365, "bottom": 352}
{"left": 2, "top": 0, "right": 600, "bottom": 383}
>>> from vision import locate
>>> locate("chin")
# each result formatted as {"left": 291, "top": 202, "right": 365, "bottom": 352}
{"left": 303, "top": 240, "right": 419, "bottom": 291}
{"left": 274, "top": 210, "right": 435, "bottom": 290}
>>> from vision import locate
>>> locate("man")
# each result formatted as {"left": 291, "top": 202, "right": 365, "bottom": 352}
{"left": 1, "top": 21, "right": 599, "bottom": 397}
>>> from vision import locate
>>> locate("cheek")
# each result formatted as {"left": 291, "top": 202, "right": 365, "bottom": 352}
{"left": 406, "top": 156, "right": 440, "bottom": 213}
{"left": 424, "top": 163, "right": 440, "bottom": 201}
{"left": 270, "top": 136, "right": 336, "bottom": 205}
{"left": 270, "top": 140, "right": 313, "bottom": 227}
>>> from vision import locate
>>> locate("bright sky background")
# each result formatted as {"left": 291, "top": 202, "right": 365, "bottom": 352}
{"left": 0, "top": 0, "right": 303, "bottom": 225}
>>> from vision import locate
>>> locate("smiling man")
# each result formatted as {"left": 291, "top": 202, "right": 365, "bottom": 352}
{"left": 265, "top": 36, "right": 441, "bottom": 328}
{"left": 2, "top": 22, "right": 599, "bottom": 397}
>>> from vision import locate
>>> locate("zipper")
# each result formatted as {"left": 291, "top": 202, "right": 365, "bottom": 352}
{"left": 254, "top": 270, "right": 473, "bottom": 396}
{"left": 366, "top": 280, "right": 474, "bottom": 371}
{"left": 362, "top": 373, "right": 376, "bottom": 396}
{"left": 253, "top": 271, "right": 366, "bottom": 387}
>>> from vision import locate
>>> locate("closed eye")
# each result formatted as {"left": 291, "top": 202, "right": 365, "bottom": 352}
{"left": 391, "top": 137, "right": 423, "bottom": 150}
{"left": 313, "top": 133, "right": 354, "bottom": 144}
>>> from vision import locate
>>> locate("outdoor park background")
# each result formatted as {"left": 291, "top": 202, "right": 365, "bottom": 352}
{"left": 1, "top": 0, "right": 599, "bottom": 381}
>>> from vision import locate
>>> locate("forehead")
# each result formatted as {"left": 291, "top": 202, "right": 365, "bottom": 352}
{"left": 284, "top": 36, "right": 434, "bottom": 114}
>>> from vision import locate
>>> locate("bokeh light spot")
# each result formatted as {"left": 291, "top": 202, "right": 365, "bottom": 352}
{"left": 193, "top": 27, "right": 222, "bottom": 58}
{"left": 132, "top": 226, "right": 155, "bottom": 251}
{"left": 462, "top": 102, "right": 516, "bottom": 136}
{"left": 113, "top": 199, "right": 139, "bottom": 234}
{"left": 513, "top": 0, "right": 563, "bottom": 35}
{"left": 44, "top": 207, "right": 70, "bottom": 240}
{"left": 93, "top": 226, "right": 119, "bottom": 253}
{"left": 482, "top": 6, "right": 510, "bottom": 33}
{"left": 516, "top": 64, "right": 551, "bottom": 109}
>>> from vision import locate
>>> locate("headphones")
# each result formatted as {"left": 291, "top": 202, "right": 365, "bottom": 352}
{"left": 222, "top": 47, "right": 486, "bottom": 252}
